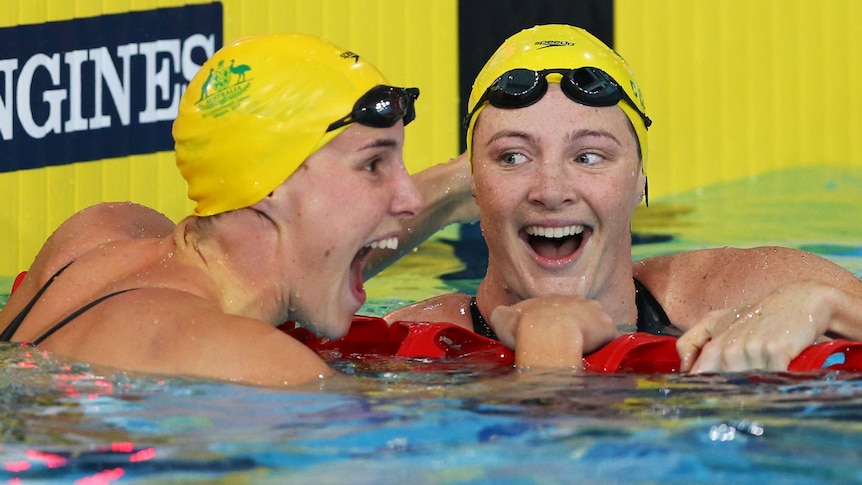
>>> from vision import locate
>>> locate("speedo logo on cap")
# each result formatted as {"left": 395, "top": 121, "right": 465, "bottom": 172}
{"left": 535, "top": 40, "right": 575, "bottom": 49}
{"left": 340, "top": 51, "right": 361, "bottom": 63}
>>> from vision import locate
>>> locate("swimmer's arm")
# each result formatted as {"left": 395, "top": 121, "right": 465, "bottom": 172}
{"left": 636, "top": 246, "right": 862, "bottom": 371}
{"left": 383, "top": 293, "right": 474, "bottom": 329}
{"left": 41, "top": 294, "right": 335, "bottom": 387}
{"left": 150, "top": 323, "right": 335, "bottom": 387}
{"left": 819, "top": 283, "right": 862, "bottom": 339}
{"left": 364, "top": 153, "right": 477, "bottom": 278}
{"left": 634, "top": 246, "right": 862, "bottom": 330}
{"left": 199, "top": 324, "right": 336, "bottom": 387}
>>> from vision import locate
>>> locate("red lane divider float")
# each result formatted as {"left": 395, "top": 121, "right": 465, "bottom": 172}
{"left": 281, "top": 316, "right": 862, "bottom": 374}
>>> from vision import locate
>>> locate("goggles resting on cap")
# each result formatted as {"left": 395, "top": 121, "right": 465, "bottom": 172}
{"left": 327, "top": 85, "right": 420, "bottom": 132}
{"left": 464, "top": 67, "right": 652, "bottom": 130}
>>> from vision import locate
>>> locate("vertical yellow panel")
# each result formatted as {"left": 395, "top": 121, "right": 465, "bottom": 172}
{"left": 616, "top": 0, "right": 862, "bottom": 198}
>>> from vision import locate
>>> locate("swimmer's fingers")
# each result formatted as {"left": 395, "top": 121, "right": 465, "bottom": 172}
{"left": 677, "top": 308, "right": 763, "bottom": 373}
{"left": 689, "top": 333, "right": 794, "bottom": 373}
{"left": 492, "top": 296, "right": 615, "bottom": 370}
{"left": 676, "top": 311, "right": 722, "bottom": 373}
{"left": 682, "top": 303, "right": 817, "bottom": 373}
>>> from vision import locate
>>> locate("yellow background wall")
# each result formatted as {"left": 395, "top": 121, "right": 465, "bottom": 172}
{"left": 1, "top": 0, "right": 860, "bottom": 276}
{"left": 615, "top": 0, "right": 862, "bottom": 197}
{"left": 0, "top": 0, "right": 460, "bottom": 275}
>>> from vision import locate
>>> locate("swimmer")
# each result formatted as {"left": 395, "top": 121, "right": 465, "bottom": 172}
{"left": 0, "top": 34, "right": 468, "bottom": 386}
{"left": 386, "top": 24, "right": 862, "bottom": 372}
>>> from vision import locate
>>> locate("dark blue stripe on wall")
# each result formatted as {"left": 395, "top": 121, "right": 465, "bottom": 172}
{"left": 0, "top": 3, "right": 223, "bottom": 173}
{"left": 457, "top": 0, "right": 614, "bottom": 151}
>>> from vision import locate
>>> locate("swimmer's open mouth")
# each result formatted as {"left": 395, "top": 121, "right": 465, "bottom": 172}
{"left": 523, "top": 224, "right": 587, "bottom": 261}
{"left": 366, "top": 237, "right": 399, "bottom": 250}
{"left": 349, "top": 236, "right": 398, "bottom": 306}
{"left": 352, "top": 237, "right": 399, "bottom": 274}
{"left": 352, "top": 236, "right": 399, "bottom": 267}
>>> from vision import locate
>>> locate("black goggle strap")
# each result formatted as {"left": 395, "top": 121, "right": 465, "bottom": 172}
{"left": 327, "top": 85, "right": 419, "bottom": 133}
{"left": 464, "top": 68, "right": 651, "bottom": 130}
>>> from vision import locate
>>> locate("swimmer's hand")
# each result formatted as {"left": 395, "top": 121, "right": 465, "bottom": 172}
{"left": 490, "top": 295, "right": 617, "bottom": 369}
{"left": 677, "top": 281, "right": 839, "bottom": 373}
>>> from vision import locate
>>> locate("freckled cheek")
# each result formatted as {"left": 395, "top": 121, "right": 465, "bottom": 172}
{"left": 477, "top": 178, "right": 520, "bottom": 210}
{"left": 478, "top": 194, "right": 510, "bottom": 224}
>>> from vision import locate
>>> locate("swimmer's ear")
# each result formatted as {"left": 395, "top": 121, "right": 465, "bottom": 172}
{"left": 250, "top": 183, "right": 288, "bottom": 223}
{"left": 249, "top": 196, "right": 281, "bottom": 227}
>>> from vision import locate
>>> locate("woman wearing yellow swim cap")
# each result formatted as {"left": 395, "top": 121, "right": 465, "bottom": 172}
{"left": 388, "top": 25, "right": 862, "bottom": 372}
{"left": 0, "top": 34, "right": 473, "bottom": 386}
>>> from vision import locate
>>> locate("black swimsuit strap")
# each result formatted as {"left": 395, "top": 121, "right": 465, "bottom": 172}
{"left": 469, "top": 279, "right": 676, "bottom": 342}
{"left": 31, "top": 288, "right": 136, "bottom": 345}
{"left": 633, "top": 278, "right": 676, "bottom": 336}
{"left": 0, "top": 262, "right": 73, "bottom": 342}
{"left": 470, "top": 297, "right": 499, "bottom": 341}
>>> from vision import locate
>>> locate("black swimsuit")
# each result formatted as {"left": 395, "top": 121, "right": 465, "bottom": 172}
{"left": 470, "top": 278, "right": 676, "bottom": 340}
{"left": 0, "top": 263, "right": 135, "bottom": 345}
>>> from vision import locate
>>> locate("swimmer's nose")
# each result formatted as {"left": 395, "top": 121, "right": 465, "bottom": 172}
{"left": 528, "top": 160, "right": 575, "bottom": 209}
{"left": 392, "top": 164, "right": 423, "bottom": 218}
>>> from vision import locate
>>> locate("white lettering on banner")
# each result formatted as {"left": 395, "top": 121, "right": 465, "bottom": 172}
{"left": 0, "top": 59, "right": 19, "bottom": 139}
{"left": 16, "top": 53, "right": 66, "bottom": 139}
{"left": 0, "top": 34, "right": 215, "bottom": 141}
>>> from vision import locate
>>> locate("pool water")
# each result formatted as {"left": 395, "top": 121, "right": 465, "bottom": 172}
{"left": 1, "top": 166, "right": 861, "bottom": 484}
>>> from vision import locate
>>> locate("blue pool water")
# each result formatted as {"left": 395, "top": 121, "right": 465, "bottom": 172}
{"left": 1, "top": 166, "right": 861, "bottom": 484}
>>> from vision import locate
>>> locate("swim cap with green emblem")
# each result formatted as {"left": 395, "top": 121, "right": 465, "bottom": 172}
{"left": 465, "top": 24, "right": 651, "bottom": 172}
{"left": 174, "top": 33, "right": 417, "bottom": 216}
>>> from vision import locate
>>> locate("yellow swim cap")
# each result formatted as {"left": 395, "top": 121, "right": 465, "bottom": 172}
{"left": 466, "top": 25, "right": 650, "bottom": 170}
{"left": 174, "top": 34, "right": 390, "bottom": 216}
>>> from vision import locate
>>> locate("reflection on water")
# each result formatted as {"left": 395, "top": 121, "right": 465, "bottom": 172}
{"left": 2, "top": 343, "right": 862, "bottom": 483}
{"left": 1, "top": 166, "right": 861, "bottom": 483}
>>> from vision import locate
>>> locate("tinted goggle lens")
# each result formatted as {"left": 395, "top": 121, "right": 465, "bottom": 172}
{"left": 465, "top": 68, "right": 651, "bottom": 129}
{"left": 327, "top": 85, "right": 420, "bottom": 132}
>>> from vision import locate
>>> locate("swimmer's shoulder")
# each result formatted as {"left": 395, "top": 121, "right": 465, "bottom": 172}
{"left": 384, "top": 292, "right": 473, "bottom": 330}
{"left": 30, "top": 202, "right": 175, "bottom": 277}
{"left": 632, "top": 247, "right": 775, "bottom": 326}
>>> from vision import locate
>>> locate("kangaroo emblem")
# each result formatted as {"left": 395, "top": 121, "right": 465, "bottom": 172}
{"left": 199, "top": 68, "right": 215, "bottom": 100}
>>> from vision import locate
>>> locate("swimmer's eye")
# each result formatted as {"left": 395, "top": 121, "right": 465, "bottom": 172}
{"left": 500, "top": 152, "right": 528, "bottom": 166}
{"left": 363, "top": 158, "right": 382, "bottom": 173}
{"left": 575, "top": 152, "right": 603, "bottom": 165}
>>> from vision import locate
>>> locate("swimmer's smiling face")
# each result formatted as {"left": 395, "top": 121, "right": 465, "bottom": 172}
{"left": 471, "top": 83, "right": 645, "bottom": 303}
{"left": 265, "top": 121, "right": 422, "bottom": 338}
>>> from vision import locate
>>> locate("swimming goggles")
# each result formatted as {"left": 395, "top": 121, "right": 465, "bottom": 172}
{"left": 464, "top": 67, "right": 652, "bottom": 129}
{"left": 327, "top": 85, "right": 420, "bottom": 132}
